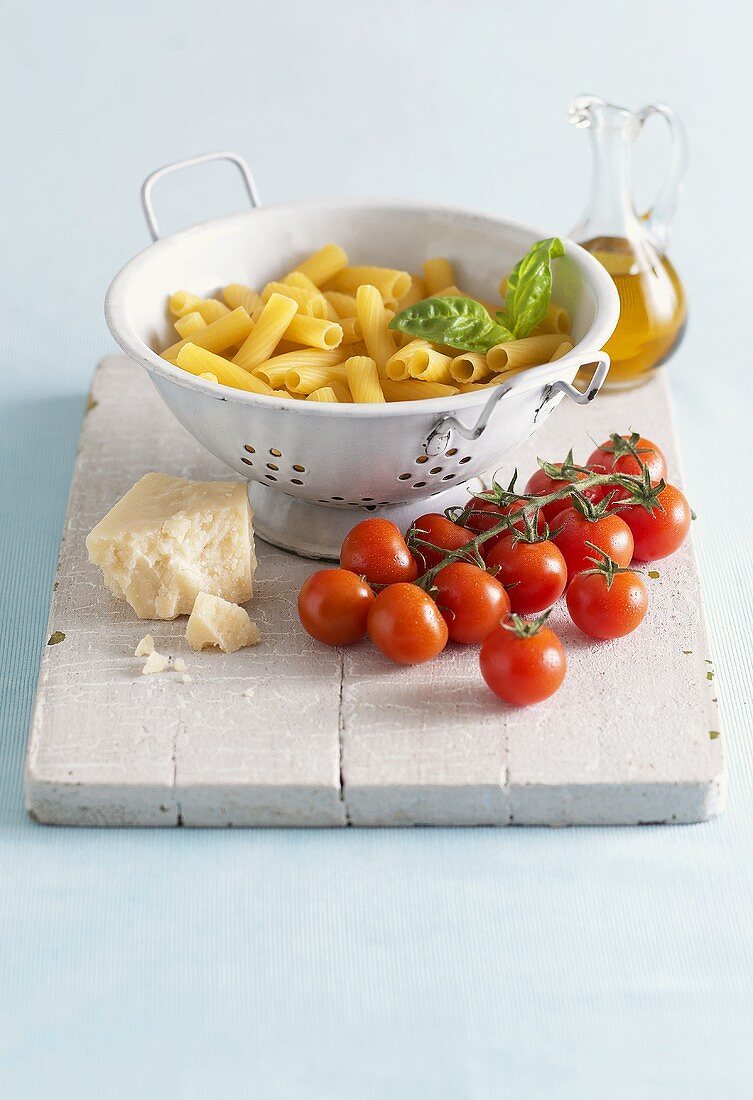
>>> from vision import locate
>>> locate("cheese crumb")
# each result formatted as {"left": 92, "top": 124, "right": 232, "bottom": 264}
{"left": 86, "top": 472, "right": 256, "bottom": 619}
{"left": 172, "top": 657, "right": 187, "bottom": 672}
{"left": 186, "top": 592, "right": 260, "bottom": 653}
{"left": 241, "top": 688, "right": 255, "bottom": 698}
{"left": 134, "top": 634, "right": 155, "bottom": 657}
{"left": 142, "top": 649, "right": 169, "bottom": 675}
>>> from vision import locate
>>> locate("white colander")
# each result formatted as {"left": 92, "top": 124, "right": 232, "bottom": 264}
{"left": 105, "top": 152, "right": 620, "bottom": 558}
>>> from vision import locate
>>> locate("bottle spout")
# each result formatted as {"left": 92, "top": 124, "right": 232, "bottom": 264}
{"left": 568, "top": 94, "right": 607, "bottom": 129}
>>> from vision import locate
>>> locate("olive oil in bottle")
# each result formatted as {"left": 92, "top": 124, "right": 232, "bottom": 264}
{"left": 581, "top": 236, "right": 686, "bottom": 388}
{"left": 569, "top": 96, "right": 688, "bottom": 390}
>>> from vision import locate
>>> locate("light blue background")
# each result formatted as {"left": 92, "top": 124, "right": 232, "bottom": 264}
{"left": 2, "top": 1, "right": 752, "bottom": 1096}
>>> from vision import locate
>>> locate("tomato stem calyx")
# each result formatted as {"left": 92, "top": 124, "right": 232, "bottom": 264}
{"left": 578, "top": 542, "right": 641, "bottom": 590}
{"left": 502, "top": 611, "right": 552, "bottom": 639}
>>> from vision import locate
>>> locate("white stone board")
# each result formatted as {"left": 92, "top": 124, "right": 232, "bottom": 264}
{"left": 25, "top": 358, "right": 725, "bottom": 826}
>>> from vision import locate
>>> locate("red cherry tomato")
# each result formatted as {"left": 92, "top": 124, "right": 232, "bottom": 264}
{"left": 462, "top": 497, "right": 508, "bottom": 534}
{"left": 485, "top": 536, "right": 567, "bottom": 614}
{"left": 567, "top": 569, "right": 648, "bottom": 639}
{"left": 432, "top": 562, "right": 510, "bottom": 644}
{"left": 340, "top": 518, "right": 417, "bottom": 586}
{"left": 298, "top": 569, "right": 375, "bottom": 645}
{"left": 480, "top": 619, "right": 566, "bottom": 705}
{"left": 461, "top": 498, "right": 542, "bottom": 556}
{"left": 550, "top": 506, "right": 634, "bottom": 579}
{"left": 588, "top": 434, "right": 668, "bottom": 482}
{"left": 618, "top": 483, "right": 691, "bottom": 561}
{"left": 411, "top": 513, "right": 475, "bottom": 572}
{"left": 524, "top": 465, "right": 600, "bottom": 524}
{"left": 367, "top": 583, "right": 448, "bottom": 665}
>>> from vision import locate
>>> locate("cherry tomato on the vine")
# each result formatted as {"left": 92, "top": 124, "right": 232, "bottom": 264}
{"left": 618, "top": 483, "right": 691, "bottom": 561}
{"left": 588, "top": 434, "right": 667, "bottom": 482}
{"left": 411, "top": 513, "right": 475, "bottom": 572}
{"left": 460, "top": 498, "right": 542, "bottom": 557}
{"left": 432, "top": 562, "right": 510, "bottom": 644}
{"left": 480, "top": 617, "right": 566, "bottom": 706}
{"left": 567, "top": 569, "right": 648, "bottom": 639}
{"left": 462, "top": 497, "right": 509, "bottom": 534}
{"left": 367, "top": 583, "right": 448, "bottom": 665}
{"left": 550, "top": 506, "right": 634, "bottom": 579}
{"left": 485, "top": 536, "right": 567, "bottom": 614}
{"left": 340, "top": 518, "right": 417, "bottom": 586}
{"left": 298, "top": 569, "right": 375, "bottom": 646}
{"left": 524, "top": 465, "right": 601, "bottom": 524}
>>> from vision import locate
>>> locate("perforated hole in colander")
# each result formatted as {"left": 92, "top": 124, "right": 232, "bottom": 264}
{"left": 292, "top": 464, "right": 305, "bottom": 473}
{"left": 398, "top": 473, "right": 411, "bottom": 481}
{"left": 291, "top": 478, "right": 303, "bottom": 485}
{"left": 266, "top": 463, "right": 279, "bottom": 471}
{"left": 415, "top": 455, "right": 429, "bottom": 464}
{"left": 459, "top": 456, "right": 471, "bottom": 464}
{"left": 446, "top": 448, "right": 458, "bottom": 456}
{"left": 241, "top": 458, "right": 253, "bottom": 467}
{"left": 265, "top": 474, "right": 277, "bottom": 481}
{"left": 244, "top": 445, "right": 255, "bottom": 454}
{"left": 270, "top": 448, "right": 282, "bottom": 457}
{"left": 430, "top": 467, "right": 442, "bottom": 475}
{"left": 413, "top": 481, "right": 427, "bottom": 488}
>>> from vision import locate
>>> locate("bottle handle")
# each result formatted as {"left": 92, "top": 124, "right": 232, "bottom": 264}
{"left": 637, "top": 103, "right": 687, "bottom": 252}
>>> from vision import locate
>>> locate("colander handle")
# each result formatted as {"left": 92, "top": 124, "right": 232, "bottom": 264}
{"left": 422, "top": 355, "right": 610, "bottom": 455}
{"left": 140, "top": 151, "right": 262, "bottom": 241}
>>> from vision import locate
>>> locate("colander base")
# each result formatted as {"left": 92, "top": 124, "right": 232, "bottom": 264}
{"left": 248, "top": 477, "right": 489, "bottom": 560}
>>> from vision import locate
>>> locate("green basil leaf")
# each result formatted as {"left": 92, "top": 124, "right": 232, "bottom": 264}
{"left": 389, "top": 296, "right": 513, "bottom": 352}
{"left": 504, "top": 237, "right": 565, "bottom": 338}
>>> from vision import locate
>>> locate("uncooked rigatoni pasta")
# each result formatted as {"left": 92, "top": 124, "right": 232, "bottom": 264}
{"left": 157, "top": 236, "right": 572, "bottom": 402}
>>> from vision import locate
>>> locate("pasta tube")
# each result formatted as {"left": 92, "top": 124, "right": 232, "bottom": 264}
{"left": 223, "top": 284, "right": 264, "bottom": 315}
{"left": 161, "top": 307, "right": 254, "bottom": 362}
{"left": 169, "top": 292, "right": 231, "bottom": 323}
{"left": 422, "top": 258, "right": 455, "bottom": 296}
{"left": 356, "top": 284, "right": 396, "bottom": 374}
{"left": 345, "top": 356, "right": 385, "bottom": 403}
{"left": 550, "top": 341, "right": 574, "bottom": 361}
{"left": 254, "top": 349, "right": 344, "bottom": 388}
{"left": 262, "top": 281, "right": 328, "bottom": 318}
{"left": 385, "top": 339, "right": 432, "bottom": 381}
{"left": 449, "top": 353, "right": 491, "bottom": 384}
{"left": 486, "top": 334, "right": 564, "bottom": 373}
{"left": 534, "top": 303, "right": 572, "bottom": 336}
{"left": 330, "top": 266, "right": 411, "bottom": 300}
{"left": 287, "top": 244, "right": 348, "bottom": 286}
{"left": 324, "top": 291, "right": 358, "bottom": 318}
{"left": 407, "top": 348, "right": 453, "bottom": 383}
{"left": 380, "top": 379, "right": 459, "bottom": 401}
{"left": 176, "top": 344, "right": 274, "bottom": 395}
{"left": 197, "top": 299, "right": 231, "bottom": 323}
{"left": 339, "top": 317, "right": 363, "bottom": 345}
{"left": 169, "top": 290, "right": 202, "bottom": 317}
{"left": 306, "top": 387, "right": 339, "bottom": 403}
{"left": 233, "top": 293, "right": 299, "bottom": 371}
{"left": 396, "top": 275, "right": 428, "bottom": 310}
{"left": 285, "top": 364, "right": 348, "bottom": 395}
{"left": 328, "top": 380, "right": 353, "bottom": 403}
{"left": 283, "top": 315, "right": 343, "bottom": 350}
{"left": 174, "top": 311, "right": 207, "bottom": 339}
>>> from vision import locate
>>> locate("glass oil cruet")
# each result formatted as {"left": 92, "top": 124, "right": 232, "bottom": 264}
{"left": 568, "top": 95, "right": 688, "bottom": 389}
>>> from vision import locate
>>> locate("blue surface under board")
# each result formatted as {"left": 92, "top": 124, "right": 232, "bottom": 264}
{"left": 1, "top": 1, "right": 751, "bottom": 1096}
